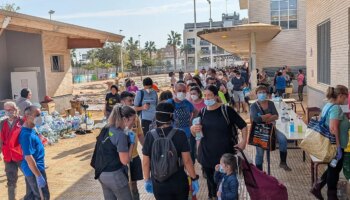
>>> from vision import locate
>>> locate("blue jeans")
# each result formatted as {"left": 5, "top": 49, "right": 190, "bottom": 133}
{"left": 24, "top": 170, "right": 50, "bottom": 200}
{"left": 255, "top": 130, "right": 288, "bottom": 166}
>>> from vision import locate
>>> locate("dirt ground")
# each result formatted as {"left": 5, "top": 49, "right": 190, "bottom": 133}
{"left": 1, "top": 74, "right": 349, "bottom": 199}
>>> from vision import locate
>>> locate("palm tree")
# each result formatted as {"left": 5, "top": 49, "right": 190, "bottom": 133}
{"left": 1, "top": 3, "right": 20, "bottom": 12}
{"left": 125, "top": 37, "right": 139, "bottom": 65}
{"left": 180, "top": 44, "right": 192, "bottom": 72}
{"left": 144, "top": 41, "right": 157, "bottom": 59}
{"left": 167, "top": 31, "right": 181, "bottom": 70}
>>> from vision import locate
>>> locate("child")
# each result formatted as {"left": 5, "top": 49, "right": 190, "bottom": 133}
{"left": 214, "top": 153, "right": 239, "bottom": 200}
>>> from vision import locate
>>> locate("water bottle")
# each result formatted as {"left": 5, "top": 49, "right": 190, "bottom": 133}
{"left": 330, "top": 158, "right": 338, "bottom": 168}
{"left": 192, "top": 117, "right": 203, "bottom": 140}
{"left": 297, "top": 116, "right": 303, "bottom": 133}
{"left": 289, "top": 118, "right": 295, "bottom": 133}
{"left": 271, "top": 93, "right": 275, "bottom": 100}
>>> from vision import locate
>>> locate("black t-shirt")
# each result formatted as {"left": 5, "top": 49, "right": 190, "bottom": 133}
{"left": 142, "top": 127, "right": 190, "bottom": 193}
{"left": 198, "top": 106, "right": 246, "bottom": 168}
{"left": 105, "top": 93, "right": 121, "bottom": 112}
{"left": 179, "top": 71, "right": 184, "bottom": 80}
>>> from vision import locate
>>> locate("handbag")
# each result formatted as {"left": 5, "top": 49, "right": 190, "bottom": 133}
{"left": 249, "top": 102, "right": 276, "bottom": 151}
{"left": 236, "top": 147, "right": 288, "bottom": 200}
{"left": 299, "top": 104, "right": 337, "bottom": 163}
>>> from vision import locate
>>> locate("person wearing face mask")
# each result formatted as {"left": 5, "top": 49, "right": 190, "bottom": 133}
{"left": 120, "top": 92, "right": 144, "bottom": 200}
{"left": 190, "top": 86, "right": 206, "bottom": 111}
{"left": 134, "top": 77, "right": 158, "bottom": 134}
{"left": 214, "top": 153, "right": 239, "bottom": 200}
{"left": 142, "top": 102, "right": 199, "bottom": 200}
{"left": 231, "top": 71, "right": 247, "bottom": 113}
{"left": 19, "top": 106, "right": 50, "bottom": 199}
{"left": 310, "top": 85, "right": 350, "bottom": 200}
{"left": 167, "top": 83, "right": 198, "bottom": 163}
{"left": 190, "top": 85, "right": 248, "bottom": 200}
{"left": 0, "top": 101, "right": 24, "bottom": 200}
{"left": 94, "top": 104, "right": 136, "bottom": 200}
{"left": 249, "top": 85, "right": 291, "bottom": 172}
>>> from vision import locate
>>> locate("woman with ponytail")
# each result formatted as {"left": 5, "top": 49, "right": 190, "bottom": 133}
{"left": 97, "top": 104, "right": 136, "bottom": 200}
{"left": 311, "top": 85, "right": 349, "bottom": 200}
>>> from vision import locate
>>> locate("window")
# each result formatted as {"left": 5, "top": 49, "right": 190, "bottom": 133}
{"left": 317, "top": 20, "right": 331, "bottom": 85}
{"left": 200, "top": 40, "right": 210, "bottom": 46}
{"left": 51, "top": 55, "right": 64, "bottom": 72}
{"left": 187, "top": 38, "right": 195, "bottom": 45}
{"left": 270, "top": 0, "right": 297, "bottom": 29}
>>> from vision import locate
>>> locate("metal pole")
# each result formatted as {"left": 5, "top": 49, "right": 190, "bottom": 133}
{"left": 250, "top": 32, "right": 257, "bottom": 89}
{"left": 194, "top": 0, "right": 198, "bottom": 74}
{"left": 138, "top": 34, "right": 143, "bottom": 81}
{"left": 119, "top": 30, "right": 124, "bottom": 76}
{"left": 207, "top": 0, "right": 213, "bottom": 69}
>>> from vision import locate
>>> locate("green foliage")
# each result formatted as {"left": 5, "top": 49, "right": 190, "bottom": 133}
{"left": 167, "top": 31, "right": 182, "bottom": 70}
{"left": 1, "top": 3, "right": 20, "bottom": 12}
{"left": 144, "top": 41, "right": 157, "bottom": 58}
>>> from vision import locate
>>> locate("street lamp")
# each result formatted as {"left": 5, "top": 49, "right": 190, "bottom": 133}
{"left": 193, "top": 0, "right": 198, "bottom": 74}
{"left": 138, "top": 34, "right": 143, "bottom": 80}
{"left": 119, "top": 30, "right": 124, "bottom": 76}
{"left": 48, "top": 10, "right": 55, "bottom": 20}
{"left": 207, "top": 0, "right": 213, "bottom": 69}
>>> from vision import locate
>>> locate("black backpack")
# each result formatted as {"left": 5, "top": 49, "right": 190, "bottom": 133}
{"left": 150, "top": 128, "right": 180, "bottom": 182}
{"left": 90, "top": 126, "right": 123, "bottom": 179}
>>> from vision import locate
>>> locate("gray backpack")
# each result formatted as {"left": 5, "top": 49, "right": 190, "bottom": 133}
{"left": 150, "top": 128, "right": 180, "bottom": 182}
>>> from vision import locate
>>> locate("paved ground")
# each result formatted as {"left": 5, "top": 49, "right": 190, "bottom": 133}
{"left": 1, "top": 75, "right": 349, "bottom": 199}
{"left": 0, "top": 107, "right": 333, "bottom": 200}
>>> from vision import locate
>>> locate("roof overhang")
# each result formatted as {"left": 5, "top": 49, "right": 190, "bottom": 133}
{"left": 197, "top": 23, "right": 281, "bottom": 57}
{"left": 0, "top": 9, "right": 124, "bottom": 48}
{"left": 239, "top": 0, "right": 248, "bottom": 9}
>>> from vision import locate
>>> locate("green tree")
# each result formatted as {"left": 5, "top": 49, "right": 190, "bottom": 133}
{"left": 144, "top": 41, "right": 157, "bottom": 59}
{"left": 70, "top": 49, "right": 77, "bottom": 67}
{"left": 180, "top": 44, "right": 192, "bottom": 72}
{"left": 125, "top": 37, "right": 139, "bottom": 66}
{"left": 1, "top": 3, "right": 20, "bottom": 12}
{"left": 167, "top": 31, "right": 181, "bottom": 70}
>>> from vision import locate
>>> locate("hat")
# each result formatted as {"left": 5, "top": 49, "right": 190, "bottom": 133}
{"left": 43, "top": 96, "right": 53, "bottom": 103}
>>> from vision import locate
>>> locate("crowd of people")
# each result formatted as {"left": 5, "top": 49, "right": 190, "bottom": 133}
{"left": 0, "top": 63, "right": 347, "bottom": 200}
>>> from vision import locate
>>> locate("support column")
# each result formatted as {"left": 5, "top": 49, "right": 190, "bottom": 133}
{"left": 250, "top": 32, "right": 257, "bottom": 89}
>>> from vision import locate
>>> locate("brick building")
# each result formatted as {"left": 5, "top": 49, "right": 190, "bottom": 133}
{"left": 0, "top": 10, "right": 123, "bottom": 111}
{"left": 305, "top": 1, "right": 350, "bottom": 108}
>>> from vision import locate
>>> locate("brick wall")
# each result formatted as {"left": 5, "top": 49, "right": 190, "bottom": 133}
{"left": 42, "top": 32, "right": 73, "bottom": 97}
{"left": 249, "top": 0, "right": 306, "bottom": 68}
{"left": 306, "top": 0, "right": 350, "bottom": 95}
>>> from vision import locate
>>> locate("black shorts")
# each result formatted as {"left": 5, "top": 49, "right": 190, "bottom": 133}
{"left": 130, "top": 156, "right": 143, "bottom": 182}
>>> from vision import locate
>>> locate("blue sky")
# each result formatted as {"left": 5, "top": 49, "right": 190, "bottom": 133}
{"left": 5, "top": 0, "right": 247, "bottom": 48}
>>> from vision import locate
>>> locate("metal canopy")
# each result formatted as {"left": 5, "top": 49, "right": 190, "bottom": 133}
{"left": 197, "top": 23, "right": 281, "bottom": 57}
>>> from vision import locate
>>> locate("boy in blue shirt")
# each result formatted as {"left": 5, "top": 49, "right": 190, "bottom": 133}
{"left": 19, "top": 106, "right": 50, "bottom": 200}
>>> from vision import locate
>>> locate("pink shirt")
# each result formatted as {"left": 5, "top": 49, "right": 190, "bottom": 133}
{"left": 297, "top": 74, "right": 305, "bottom": 86}
{"left": 127, "top": 86, "right": 139, "bottom": 93}
{"left": 191, "top": 99, "right": 206, "bottom": 111}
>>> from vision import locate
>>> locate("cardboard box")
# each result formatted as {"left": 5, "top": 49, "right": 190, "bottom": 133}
{"left": 41, "top": 102, "right": 56, "bottom": 114}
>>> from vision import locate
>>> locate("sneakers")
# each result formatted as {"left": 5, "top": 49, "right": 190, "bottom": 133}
{"left": 279, "top": 162, "right": 292, "bottom": 171}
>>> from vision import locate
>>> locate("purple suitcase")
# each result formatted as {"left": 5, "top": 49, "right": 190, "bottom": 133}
{"left": 236, "top": 148, "right": 288, "bottom": 200}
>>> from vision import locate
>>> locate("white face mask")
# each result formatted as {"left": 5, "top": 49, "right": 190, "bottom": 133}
{"left": 176, "top": 92, "right": 186, "bottom": 101}
{"left": 34, "top": 116, "right": 43, "bottom": 127}
{"left": 191, "top": 95, "right": 199, "bottom": 101}
{"left": 186, "top": 80, "right": 192, "bottom": 85}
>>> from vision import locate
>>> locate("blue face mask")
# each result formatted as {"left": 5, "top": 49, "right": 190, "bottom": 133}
{"left": 219, "top": 165, "right": 225, "bottom": 173}
{"left": 204, "top": 99, "right": 216, "bottom": 107}
{"left": 257, "top": 93, "right": 267, "bottom": 102}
